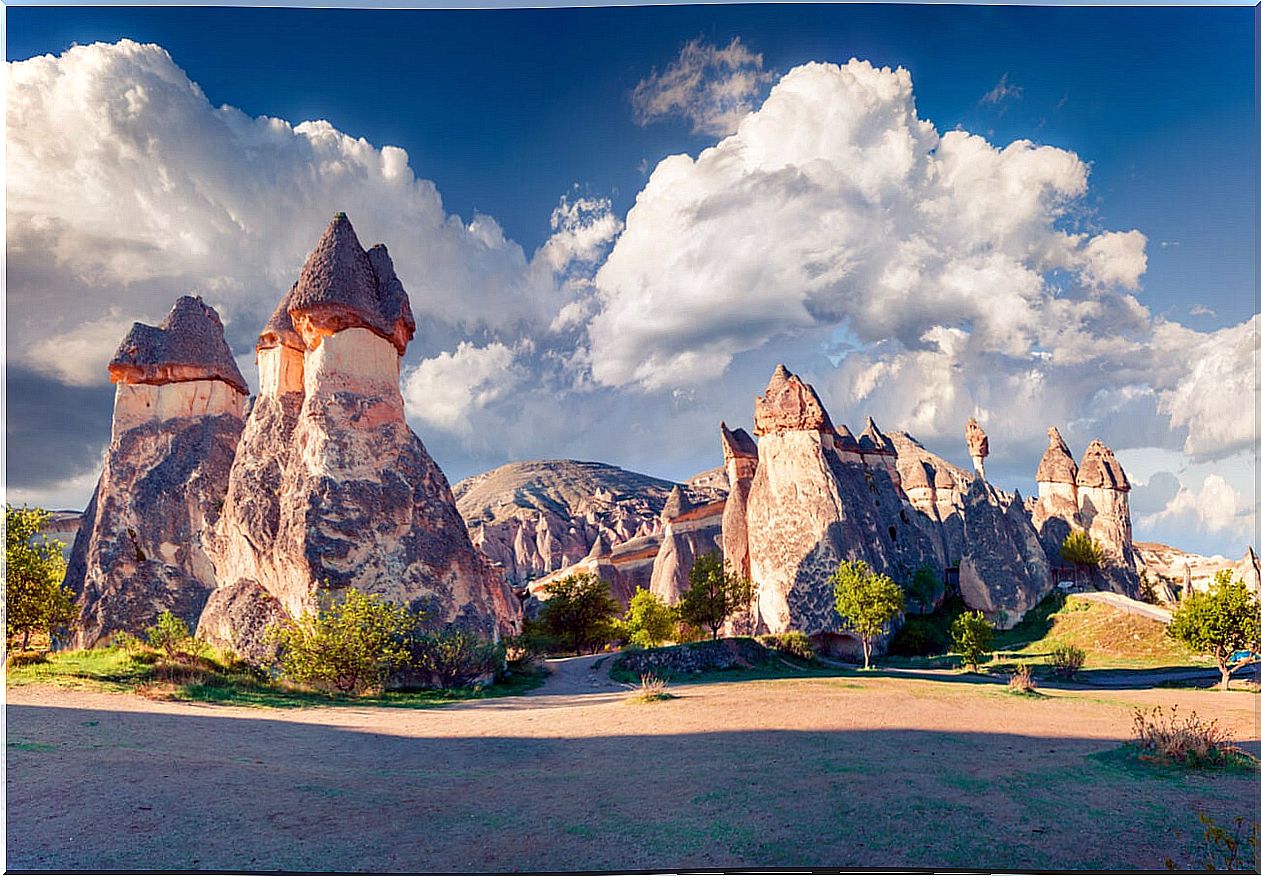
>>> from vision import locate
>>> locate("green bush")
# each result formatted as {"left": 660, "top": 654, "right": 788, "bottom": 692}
{"left": 623, "top": 588, "right": 678, "bottom": 647}
{"left": 678, "top": 553, "right": 753, "bottom": 641}
{"left": 409, "top": 628, "right": 504, "bottom": 689}
{"left": 1049, "top": 643, "right": 1086, "bottom": 678}
{"left": 1168, "top": 570, "right": 1261, "bottom": 690}
{"left": 907, "top": 565, "right": 943, "bottom": 615}
{"left": 5, "top": 505, "right": 75, "bottom": 650}
{"left": 504, "top": 617, "right": 555, "bottom": 662}
{"left": 268, "top": 589, "right": 412, "bottom": 695}
{"left": 144, "top": 611, "right": 200, "bottom": 659}
{"left": 536, "top": 572, "right": 622, "bottom": 654}
{"left": 758, "top": 631, "right": 815, "bottom": 662}
{"left": 950, "top": 610, "right": 995, "bottom": 671}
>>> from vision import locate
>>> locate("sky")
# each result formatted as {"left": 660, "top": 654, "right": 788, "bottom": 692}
{"left": 5, "top": 4, "right": 1256, "bottom": 558}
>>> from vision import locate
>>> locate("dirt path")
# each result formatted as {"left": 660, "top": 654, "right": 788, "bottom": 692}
{"left": 7, "top": 674, "right": 1256, "bottom": 872}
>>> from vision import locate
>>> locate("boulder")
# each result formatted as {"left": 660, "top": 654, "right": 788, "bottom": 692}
{"left": 66, "top": 297, "right": 247, "bottom": 647}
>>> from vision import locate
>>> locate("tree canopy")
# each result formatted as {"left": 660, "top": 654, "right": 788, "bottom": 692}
{"left": 831, "top": 559, "right": 904, "bottom": 669}
{"left": 1168, "top": 570, "right": 1260, "bottom": 690}
{"left": 678, "top": 552, "right": 753, "bottom": 641}
{"left": 6, "top": 505, "right": 75, "bottom": 650}
{"left": 537, "top": 572, "right": 622, "bottom": 654}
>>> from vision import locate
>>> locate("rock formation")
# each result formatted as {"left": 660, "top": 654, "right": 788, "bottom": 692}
{"left": 453, "top": 460, "right": 723, "bottom": 586}
{"left": 1031, "top": 426, "right": 1080, "bottom": 564}
{"left": 202, "top": 214, "right": 519, "bottom": 658}
{"left": 648, "top": 487, "right": 725, "bottom": 604}
{"left": 1134, "top": 542, "right": 1261, "bottom": 599}
{"left": 965, "top": 416, "right": 989, "bottom": 479}
{"left": 957, "top": 480, "right": 1052, "bottom": 627}
{"left": 718, "top": 423, "right": 758, "bottom": 581}
{"left": 739, "top": 365, "right": 940, "bottom": 639}
{"left": 526, "top": 531, "right": 664, "bottom": 606}
{"left": 66, "top": 297, "right": 248, "bottom": 647}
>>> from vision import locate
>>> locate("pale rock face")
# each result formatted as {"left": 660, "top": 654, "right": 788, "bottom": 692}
{"left": 719, "top": 423, "right": 758, "bottom": 581}
{"left": 649, "top": 488, "right": 725, "bottom": 604}
{"left": 257, "top": 345, "right": 304, "bottom": 397}
{"left": 1074, "top": 439, "right": 1138, "bottom": 596}
{"left": 66, "top": 297, "right": 247, "bottom": 648}
{"left": 527, "top": 531, "right": 664, "bottom": 607}
{"left": 965, "top": 417, "right": 989, "bottom": 478}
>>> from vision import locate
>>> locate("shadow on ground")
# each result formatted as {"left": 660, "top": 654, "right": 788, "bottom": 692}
{"left": 7, "top": 702, "right": 1253, "bottom": 872}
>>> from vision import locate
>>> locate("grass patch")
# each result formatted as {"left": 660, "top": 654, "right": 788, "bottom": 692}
{"left": 1089, "top": 744, "right": 1258, "bottom": 779}
{"left": 7, "top": 645, "right": 546, "bottom": 709}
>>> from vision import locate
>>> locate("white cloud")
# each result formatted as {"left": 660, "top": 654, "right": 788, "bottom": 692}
{"left": 535, "top": 194, "right": 622, "bottom": 273}
{"left": 7, "top": 39, "right": 565, "bottom": 386}
{"left": 631, "top": 37, "right": 774, "bottom": 137}
{"left": 1138, "top": 473, "right": 1254, "bottom": 545}
{"left": 24, "top": 309, "right": 146, "bottom": 386}
{"left": 981, "top": 73, "right": 1022, "bottom": 105}
{"left": 593, "top": 59, "right": 1150, "bottom": 391}
{"left": 402, "top": 342, "right": 522, "bottom": 434}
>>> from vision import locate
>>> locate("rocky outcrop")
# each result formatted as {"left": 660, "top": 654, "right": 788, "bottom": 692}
{"left": 66, "top": 297, "right": 248, "bottom": 647}
{"left": 957, "top": 480, "right": 1053, "bottom": 628}
{"left": 719, "top": 423, "right": 758, "bottom": 581}
{"left": 1031, "top": 426, "right": 1080, "bottom": 565}
{"left": 203, "top": 214, "right": 519, "bottom": 658}
{"left": 965, "top": 417, "right": 989, "bottom": 479}
{"left": 453, "top": 460, "right": 723, "bottom": 585}
{"left": 649, "top": 487, "right": 725, "bottom": 604}
{"left": 741, "top": 366, "right": 940, "bottom": 636}
{"left": 1134, "top": 542, "right": 1261, "bottom": 599}
{"left": 526, "top": 531, "right": 664, "bottom": 606}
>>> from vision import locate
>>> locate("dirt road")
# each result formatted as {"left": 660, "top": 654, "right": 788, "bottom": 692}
{"left": 7, "top": 669, "right": 1256, "bottom": 872}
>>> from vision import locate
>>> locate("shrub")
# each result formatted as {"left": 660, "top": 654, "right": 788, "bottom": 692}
{"left": 678, "top": 553, "right": 753, "bottom": 641}
{"left": 623, "top": 588, "right": 678, "bottom": 647}
{"left": 1187, "top": 814, "right": 1259, "bottom": 871}
{"left": 504, "top": 618, "right": 554, "bottom": 663}
{"left": 950, "top": 610, "right": 994, "bottom": 671}
{"left": 1168, "top": 570, "right": 1260, "bottom": 690}
{"left": 1008, "top": 663, "right": 1037, "bottom": 695}
{"left": 145, "top": 611, "right": 198, "bottom": 659}
{"left": 6, "top": 651, "right": 49, "bottom": 669}
{"left": 410, "top": 628, "right": 504, "bottom": 689}
{"left": 536, "top": 572, "right": 622, "bottom": 654}
{"left": 268, "top": 588, "right": 412, "bottom": 695}
{"left": 1061, "top": 530, "right": 1103, "bottom": 585}
{"left": 1049, "top": 643, "right": 1086, "bottom": 678}
{"left": 907, "top": 565, "right": 943, "bottom": 615}
{"left": 888, "top": 617, "right": 947, "bottom": 656}
{"left": 5, "top": 505, "right": 75, "bottom": 650}
{"left": 628, "top": 672, "right": 675, "bottom": 703}
{"left": 1131, "top": 705, "right": 1253, "bottom": 768}
{"left": 831, "top": 559, "right": 905, "bottom": 669}
{"left": 758, "top": 631, "right": 815, "bottom": 662}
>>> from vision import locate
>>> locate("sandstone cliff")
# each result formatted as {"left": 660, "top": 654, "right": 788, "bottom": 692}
{"left": 66, "top": 297, "right": 248, "bottom": 647}
{"left": 202, "top": 214, "right": 519, "bottom": 659}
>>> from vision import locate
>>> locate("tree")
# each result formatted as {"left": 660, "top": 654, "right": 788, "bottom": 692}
{"left": 1167, "top": 570, "right": 1260, "bottom": 690}
{"left": 144, "top": 610, "right": 198, "bottom": 659}
{"left": 677, "top": 552, "right": 753, "bottom": 641}
{"left": 5, "top": 505, "right": 75, "bottom": 650}
{"left": 950, "top": 610, "right": 995, "bottom": 671}
{"left": 907, "top": 565, "right": 942, "bottom": 615}
{"left": 268, "top": 588, "right": 412, "bottom": 694}
{"left": 537, "top": 572, "right": 622, "bottom": 654}
{"left": 623, "top": 588, "right": 678, "bottom": 647}
{"left": 831, "top": 559, "right": 905, "bottom": 669}
{"left": 1060, "top": 530, "right": 1102, "bottom": 584}
{"left": 409, "top": 628, "right": 504, "bottom": 689}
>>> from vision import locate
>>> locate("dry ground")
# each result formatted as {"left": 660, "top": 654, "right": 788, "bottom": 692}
{"left": 7, "top": 656, "right": 1257, "bottom": 872}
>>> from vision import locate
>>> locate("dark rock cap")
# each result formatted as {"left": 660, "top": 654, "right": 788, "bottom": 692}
{"left": 1076, "top": 439, "right": 1130, "bottom": 492}
{"left": 287, "top": 213, "right": 417, "bottom": 355}
{"left": 257, "top": 283, "right": 304, "bottom": 352}
{"left": 109, "top": 296, "right": 248, "bottom": 395}
{"left": 965, "top": 416, "right": 989, "bottom": 459}
{"left": 753, "top": 364, "right": 835, "bottom": 436}
{"left": 858, "top": 417, "right": 896, "bottom": 455}
{"left": 720, "top": 422, "right": 759, "bottom": 460}
{"left": 1035, "top": 426, "right": 1078, "bottom": 485}
{"left": 834, "top": 423, "right": 861, "bottom": 451}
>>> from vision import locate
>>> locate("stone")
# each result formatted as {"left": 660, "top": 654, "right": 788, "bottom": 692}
{"left": 957, "top": 480, "right": 1053, "bottom": 628}
{"left": 742, "top": 366, "right": 940, "bottom": 636}
{"left": 719, "top": 423, "right": 758, "bottom": 581}
{"left": 204, "top": 214, "right": 519, "bottom": 659}
{"left": 66, "top": 298, "right": 248, "bottom": 648}
{"left": 965, "top": 416, "right": 989, "bottom": 479}
{"left": 1075, "top": 439, "right": 1138, "bottom": 595}
{"left": 1031, "top": 426, "right": 1082, "bottom": 566}
{"left": 196, "top": 579, "right": 287, "bottom": 664}
{"left": 649, "top": 487, "right": 725, "bottom": 605}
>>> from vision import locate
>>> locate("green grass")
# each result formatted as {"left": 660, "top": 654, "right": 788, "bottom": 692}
{"left": 7, "top": 645, "right": 547, "bottom": 709}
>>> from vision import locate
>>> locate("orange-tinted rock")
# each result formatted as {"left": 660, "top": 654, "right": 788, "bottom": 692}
{"left": 720, "top": 422, "right": 758, "bottom": 581}
{"left": 108, "top": 295, "right": 248, "bottom": 394}
{"left": 753, "top": 364, "right": 834, "bottom": 436}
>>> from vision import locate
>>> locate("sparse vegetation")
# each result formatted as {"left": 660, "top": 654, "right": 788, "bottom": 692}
{"left": 1007, "top": 663, "right": 1037, "bottom": 695}
{"left": 627, "top": 672, "right": 676, "bottom": 703}
{"left": 1130, "top": 705, "right": 1254, "bottom": 769}
{"left": 758, "top": 631, "right": 815, "bottom": 662}
{"left": 1184, "top": 814, "right": 1259, "bottom": 871}
{"left": 1167, "top": 571, "right": 1260, "bottom": 690}
{"left": 409, "top": 627, "right": 505, "bottom": 689}
{"left": 1049, "top": 643, "right": 1086, "bottom": 678}
{"left": 536, "top": 572, "right": 623, "bottom": 654}
{"left": 5, "top": 505, "right": 76, "bottom": 650}
{"left": 623, "top": 588, "right": 679, "bottom": 647}
{"left": 144, "top": 610, "right": 202, "bottom": 659}
{"left": 831, "top": 559, "right": 904, "bottom": 669}
{"left": 677, "top": 553, "right": 753, "bottom": 641}
{"left": 1060, "top": 530, "right": 1102, "bottom": 583}
{"left": 950, "top": 610, "right": 994, "bottom": 671}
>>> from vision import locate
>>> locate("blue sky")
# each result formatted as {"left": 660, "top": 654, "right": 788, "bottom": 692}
{"left": 5, "top": 5, "right": 1256, "bottom": 556}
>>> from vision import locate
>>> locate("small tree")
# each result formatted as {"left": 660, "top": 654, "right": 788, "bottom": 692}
{"left": 537, "top": 572, "right": 622, "bottom": 655}
{"left": 144, "top": 610, "right": 196, "bottom": 659}
{"left": 410, "top": 629, "right": 504, "bottom": 689}
{"left": 268, "top": 588, "right": 412, "bottom": 694}
{"left": 950, "top": 610, "right": 995, "bottom": 671}
{"left": 831, "top": 559, "right": 904, "bottom": 669}
{"left": 678, "top": 552, "right": 753, "bottom": 641}
{"left": 907, "top": 565, "right": 942, "bottom": 615}
{"left": 1168, "top": 570, "right": 1260, "bottom": 691}
{"left": 1061, "top": 530, "right": 1102, "bottom": 585}
{"left": 623, "top": 588, "right": 678, "bottom": 647}
{"left": 5, "top": 505, "right": 75, "bottom": 650}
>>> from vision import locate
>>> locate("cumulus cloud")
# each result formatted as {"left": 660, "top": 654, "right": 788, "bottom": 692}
{"left": 1138, "top": 473, "right": 1254, "bottom": 545}
{"left": 535, "top": 194, "right": 622, "bottom": 274}
{"left": 7, "top": 39, "right": 564, "bottom": 388}
{"left": 594, "top": 60, "right": 1149, "bottom": 391}
{"left": 402, "top": 342, "right": 525, "bottom": 434}
{"left": 631, "top": 37, "right": 774, "bottom": 137}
